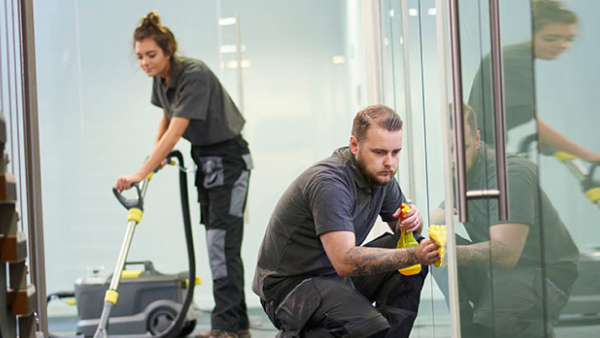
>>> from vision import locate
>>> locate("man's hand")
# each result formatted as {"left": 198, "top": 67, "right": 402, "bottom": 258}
{"left": 392, "top": 203, "right": 422, "bottom": 233}
{"left": 115, "top": 172, "right": 144, "bottom": 191}
{"left": 414, "top": 238, "right": 439, "bottom": 266}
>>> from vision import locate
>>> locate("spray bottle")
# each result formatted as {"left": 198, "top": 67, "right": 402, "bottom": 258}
{"left": 397, "top": 203, "right": 422, "bottom": 275}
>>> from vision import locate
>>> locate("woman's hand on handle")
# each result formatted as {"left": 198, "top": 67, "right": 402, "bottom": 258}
{"left": 115, "top": 173, "right": 144, "bottom": 191}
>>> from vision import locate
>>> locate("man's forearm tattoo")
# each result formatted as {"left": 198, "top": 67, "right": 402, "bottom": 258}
{"left": 457, "top": 240, "right": 512, "bottom": 268}
{"left": 346, "top": 246, "right": 417, "bottom": 276}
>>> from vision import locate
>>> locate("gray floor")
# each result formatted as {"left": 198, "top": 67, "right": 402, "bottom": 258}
{"left": 48, "top": 307, "right": 600, "bottom": 338}
{"left": 48, "top": 308, "right": 278, "bottom": 338}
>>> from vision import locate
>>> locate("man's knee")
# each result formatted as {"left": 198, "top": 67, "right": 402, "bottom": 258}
{"left": 376, "top": 268, "right": 427, "bottom": 311}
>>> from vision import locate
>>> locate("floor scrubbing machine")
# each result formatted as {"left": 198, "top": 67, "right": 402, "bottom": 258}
{"left": 53, "top": 150, "right": 201, "bottom": 338}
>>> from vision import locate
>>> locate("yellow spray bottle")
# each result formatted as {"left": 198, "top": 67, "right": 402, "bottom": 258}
{"left": 397, "top": 203, "right": 422, "bottom": 276}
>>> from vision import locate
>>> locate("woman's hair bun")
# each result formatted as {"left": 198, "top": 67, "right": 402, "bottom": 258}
{"left": 142, "top": 11, "right": 161, "bottom": 29}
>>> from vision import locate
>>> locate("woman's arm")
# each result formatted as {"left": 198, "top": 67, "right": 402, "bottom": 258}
{"left": 153, "top": 110, "right": 170, "bottom": 150}
{"left": 115, "top": 116, "right": 189, "bottom": 191}
{"left": 538, "top": 117, "right": 600, "bottom": 162}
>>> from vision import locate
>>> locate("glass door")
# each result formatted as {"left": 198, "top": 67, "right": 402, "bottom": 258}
{"left": 427, "top": 0, "right": 599, "bottom": 337}
{"left": 379, "top": 0, "right": 600, "bottom": 337}
{"left": 532, "top": 0, "right": 600, "bottom": 336}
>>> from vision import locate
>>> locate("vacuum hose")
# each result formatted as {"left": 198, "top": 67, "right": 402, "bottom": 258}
{"left": 158, "top": 150, "right": 196, "bottom": 338}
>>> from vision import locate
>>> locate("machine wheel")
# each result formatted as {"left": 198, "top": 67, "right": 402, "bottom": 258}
{"left": 178, "top": 320, "right": 197, "bottom": 337}
{"left": 147, "top": 306, "right": 178, "bottom": 336}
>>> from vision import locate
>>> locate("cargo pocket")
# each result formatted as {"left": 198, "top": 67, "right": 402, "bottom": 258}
{"left": 229, "top": 170, "right": 249, "bottom": 217}
{"left": 274, "top": 278, "right": 321, "bottom": 337}
{"left": 198, "top": 156, "right": 224, "bottom": 189}
{"left": 206, "top": 229, "right": 227, "bottom": 279}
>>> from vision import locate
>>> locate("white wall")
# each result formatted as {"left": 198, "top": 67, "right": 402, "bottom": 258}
{"left": 33, "top": 0, "right": 376, "bottom": 316}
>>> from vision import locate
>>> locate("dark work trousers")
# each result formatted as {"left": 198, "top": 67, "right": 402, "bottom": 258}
{"left": 261, "top": 232, "right": 428, "bottom": 338}
{"left": 432, "top": 235, "right": 572, "bottom": 338}
{"left": 192, "top": 136, "right": 253, "bottom": 332}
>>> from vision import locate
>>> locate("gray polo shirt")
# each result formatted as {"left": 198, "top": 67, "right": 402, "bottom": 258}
{"left": 151, "top": 57, "right": 245, "bottom": 146}
{"left": 253, "top": 147, "right": 406, "bottom": 301}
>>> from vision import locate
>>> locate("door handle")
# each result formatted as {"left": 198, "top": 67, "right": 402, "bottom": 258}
{"left": 448, "top": 0, "right": 508, "bottom": 223}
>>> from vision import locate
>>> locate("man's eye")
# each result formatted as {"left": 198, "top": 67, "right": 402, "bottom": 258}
{"left": 148, "top": 54, "right": 156, "bottom": 58}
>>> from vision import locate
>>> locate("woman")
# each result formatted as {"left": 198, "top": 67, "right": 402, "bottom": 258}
{"left": 468, "top": 0, "right": 600, "bottom": 162}
{"left": 115, "top": 11, "right": 252, "bottom": 338}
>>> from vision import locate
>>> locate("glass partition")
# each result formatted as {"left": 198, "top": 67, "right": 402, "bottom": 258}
{"left": 380, "top": 0, "right": 452, "bottom": 336}
{"left": 435, "top": 0, "right": 600, "bottom": 337}
{"left": 532, "top": 0, "right": 600, "bottom": 336}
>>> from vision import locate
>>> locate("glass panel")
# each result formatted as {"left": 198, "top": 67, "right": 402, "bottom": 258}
{"left": 532, "top": 0, "right": 600, "bottom": 336}
{"left": 437, "top": 0, "right": 570, "bottom": 337}
{"left": 460, "top": 1, "right": 551, "bottom": 337}
{"left": 381, "top": 0, "right": 452, "bottom": 336}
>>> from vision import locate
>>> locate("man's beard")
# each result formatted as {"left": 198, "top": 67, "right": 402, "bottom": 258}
{"left": 356, "top": 155, "right": 394, "bottom": 186}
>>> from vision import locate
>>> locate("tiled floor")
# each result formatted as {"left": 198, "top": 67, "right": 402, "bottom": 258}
{"left": 48, "top": 307, "right": 600, "bottom": 338}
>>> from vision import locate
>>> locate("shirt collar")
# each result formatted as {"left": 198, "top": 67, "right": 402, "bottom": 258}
{"left": 159, "top": 58, "right": 184, "bottom": 90}
{"left": 337, "top": 147, "right": 371, "bottom": 190}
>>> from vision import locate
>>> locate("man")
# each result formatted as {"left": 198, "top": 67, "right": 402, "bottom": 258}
{"left": 253, "top": 105, "right": 439, "bottom": 338}
{"left": 431, "top": 105, "right": 579, "bottom": 338}
{"left": 469, "top": 0, "right": 600, "bottom": 162}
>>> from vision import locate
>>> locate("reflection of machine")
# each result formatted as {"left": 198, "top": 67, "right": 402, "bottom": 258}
{"left": 519, "top": 135, "right": 600, "bottom": 320}
{"left": 518, "top": 134, "right": 600, "bottom": 209}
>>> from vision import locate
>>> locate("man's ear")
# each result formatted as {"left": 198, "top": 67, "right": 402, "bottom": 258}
{"left": 475, "top": 130, "right": 481, "bottom": 149}
{"left": 350, "top": 135, "right": 359, "bottom": 155}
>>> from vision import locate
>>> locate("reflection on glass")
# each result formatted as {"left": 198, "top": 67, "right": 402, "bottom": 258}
{"left": 433, "top": 105, "right": 579, "bottom": 338}
{"left": 467, "top": 0, "right": 599, "bottom": 164}
{"left": 533, "top": 0, "right": 600, "bottom": 335}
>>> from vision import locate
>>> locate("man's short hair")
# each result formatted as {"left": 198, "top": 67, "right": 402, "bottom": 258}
{"left": 448, "top": 104, "right": 478, "bottom": 139}
{"left": 352, "top": 105, "right": 403, "bottom": 142}
{"left": 533, "top": 0, "right": 577, "bottom": 33}
{"left": 463, "top": 104, "right": 478, "bottom": 139}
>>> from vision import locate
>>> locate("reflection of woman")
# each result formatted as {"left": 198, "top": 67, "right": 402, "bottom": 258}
{"left": 114, "top": 12, "right": 252, "bottom": 338}
{"left": 469, "top": 0, "right": 600, "bottom": 162}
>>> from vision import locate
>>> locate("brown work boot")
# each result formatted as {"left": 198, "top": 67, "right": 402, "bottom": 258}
{"left": 195, "top": 329, "right": 249, "bottom": 338}
{"left": 237, "top": 329, "right": 251, "bottom": 338}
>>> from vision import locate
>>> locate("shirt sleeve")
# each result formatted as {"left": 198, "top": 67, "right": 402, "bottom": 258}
{"left": 489, "top": 166, "right": 537, "bottom": 227}
{"left": 306, "top": 174, "right": 355, "bottom": 236}
{"left": 172, "top": 70, "right": 210, "bottom": 120}
{"left": 379, "top": 178, "right": 406, "bottom": 223}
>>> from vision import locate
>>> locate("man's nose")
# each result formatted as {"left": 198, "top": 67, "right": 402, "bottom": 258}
{"left": 383, "top": 153, "right": 393, "bottom": 166}
{"left": 559, "top": 38, "right": 572, "bottom": 49}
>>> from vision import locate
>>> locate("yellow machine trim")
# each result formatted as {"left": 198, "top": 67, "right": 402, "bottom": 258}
{"left": 146, "top": 171, "right": 154, "bottom": 181}
{"left": 66, "top": 300, "right": 76, "bottom": 306}
{"left": 128, "top": 208, "right": 143, "bottom": 223}
{"left": 104, "top": 290, "right": 119, "bottom": 305}
{"left": 185, "top": 277, "right": 202, "bottom": 287}
{"left": 121, "top": 270, "right": 142, "bottom": 279}
{"left": 554, "top": 151, "right": 576, "bottom": 162}
{"left": 585, "top": 187, "right": 600, "bottom": 203}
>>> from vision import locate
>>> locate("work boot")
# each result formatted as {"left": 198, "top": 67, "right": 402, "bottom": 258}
{"left": 237, "top": 329, "right": 251, "bottom": 338}
{"left": 195, "top": 329, "right": 251, "bottom": 338}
